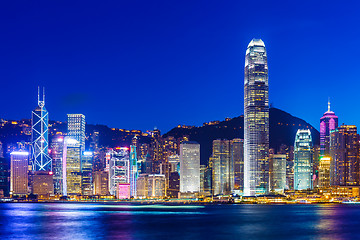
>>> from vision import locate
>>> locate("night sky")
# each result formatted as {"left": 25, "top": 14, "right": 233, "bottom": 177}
{"left": 1, "top": 1, "right": 359, "bottom": 133}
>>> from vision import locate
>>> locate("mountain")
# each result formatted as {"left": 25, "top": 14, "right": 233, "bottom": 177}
{"left": 164, "top": 107, "right": 319, "bottom": 165}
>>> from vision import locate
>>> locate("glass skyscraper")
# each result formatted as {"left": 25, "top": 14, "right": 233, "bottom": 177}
{"left": 320, "top": 101, "right": 338, "bottom": 157}
{"left": 211, "top": 139, "right": 234, "bottom": 195}
{"left": 294, "top": 129, "right": 313, "bottom": 190}
{"left": 244, "top": 39, "right": 269, "bottom": 196}
{"left": 67, "top": 114, "right": 86, "bottom": 152}
{"left": 31, "top": 88, "right": 52, "bottom": 171}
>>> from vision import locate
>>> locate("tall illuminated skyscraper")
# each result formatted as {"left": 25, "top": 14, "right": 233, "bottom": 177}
{"left": 179, "top": 142, "right": 200, "bottom": 194}
{"left": 31, "top": 87, "right": 52, "bottom": 171}
{"left": 294, "top": 129, "right": 313, "bottom": 190}
{"left": 244, "top": 39, "right": 269, "bottom": 196}
{"left": 211, "top": 139, "right": 234, "bottom": 195}
{"left": 67, "top": 114, "right": 85, "bottom": 152}
{"left": 320, "top": 100, "right": 338, "bottom": 157}
{"left": 330, "top": 125, "right": 359, "bottom": 186}
{"left": 10, "top": 151, "right": 29, "bottom": 195}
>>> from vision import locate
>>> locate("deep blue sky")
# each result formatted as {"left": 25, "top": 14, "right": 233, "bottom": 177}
{"left": 1, "top": 1, "right": 359, "bottom": 132}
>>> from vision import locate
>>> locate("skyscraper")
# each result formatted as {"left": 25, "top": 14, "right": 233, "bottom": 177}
{"left": 81, "top": 151, "right": 93, "bottom": 196}
{"left": 50, "top": 136, "right": 64, "bottom": 195}
{"left": 179, "top": 142, "right": 200, "bottom": 194}
{"left": 294, "top": 129, "right": 313, "bottom": 190}
{"left": 108, "top": 148, "right": 130, "bottom": 196}
{"left": 10, "top": 151, "right": 29, "bottom": 195}
{"left": 129, "top": 145, "right": 138, "bottom": 197}
{"left": 231, "top": 138, "right": 244, "bottom": 192}
{"left": 211, "top": 139, "right": 234, "bottom": 195}
{"left": 269, "top": 154, "right": 286, "bottom": 193}
{"left": 31, "top": 87, "right": 52, "bottom": 171}
{"left": 244, "top": 39, "right": 269, "bottom": 196}
{"left": 67, "top": 114, "right": 86, "bottom": 152}
{"left": 63, "top": 138, "right": 82, "bottom": 196}
{"left": 330, "top": 125, "right": 359, "bottom": 186}
{"left": 320, "top": 101, "right": 338, "bottom": 157}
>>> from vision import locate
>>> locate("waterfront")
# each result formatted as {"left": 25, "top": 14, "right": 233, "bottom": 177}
{"left": 1, "top": 203, "right": 360, "bottom": 239}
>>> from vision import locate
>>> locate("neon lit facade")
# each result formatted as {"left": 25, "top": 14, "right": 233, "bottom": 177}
{"left": 320, "top": 101, "right": 338, "bottom": 157}
{"left": 31, "top": 87, "right": 52, "bottom": 171}
{"left": 294, "top": 129, "right": 313, "bottom": 190}
{"left": 244, "top": 39, "right": 269, "bottom": 196}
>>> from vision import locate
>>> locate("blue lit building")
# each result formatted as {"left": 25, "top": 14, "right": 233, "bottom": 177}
{"left": 31, "top": 87, "right": 52, "bottom": 171}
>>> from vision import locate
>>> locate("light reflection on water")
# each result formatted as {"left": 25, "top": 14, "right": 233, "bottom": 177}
{"left": 1, "top": 203, "right": 360, "bottom": 240}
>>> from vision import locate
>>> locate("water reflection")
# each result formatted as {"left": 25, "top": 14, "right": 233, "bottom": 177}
{"left": 1, "top": 203, "right": 360, "bottom": 239}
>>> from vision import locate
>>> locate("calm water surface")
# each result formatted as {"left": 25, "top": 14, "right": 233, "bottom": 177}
{"left": 0, "top": 203, "right": 359, "bottom": 239}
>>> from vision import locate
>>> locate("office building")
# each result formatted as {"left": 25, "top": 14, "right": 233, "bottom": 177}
{"left": 63, "top": 138, "right": 82, "bottom": 196}
{"left": 136, "top": 174, "right": 149, "bottom": 198}
{"left": 31, "top": 88, "right": 52, "bottom": 171}
{"left": 10, "top": 151, "right": 29, "bottom": 195}
{"left": 0, "top": 157, "right": 9, "bottom": 197}
{"left": 244, "top": 39, "right": 269, "bottom": 196}
{"left": 231, "top": 139, "right": 244, "bottom": 192}
{"left": 211, "top": 139, "right": 234, "bottom": 195}
{"left": 320, "top": 101, "right": 338, "bottom": 157}
{"left": 32, "top": 171, "right": 54, "bottom": 197}
{"left": 50, "top": 136, "right": 64, "bottom": 195}
{"left": 179, "top": 142, "right": 200, "bottom": 194}
{"left": 148, "top": 174, "right": 166, "bottom": 198}
{"left": 108, "top": 148, "right": 130, "bottom": 196}
{"left": 330, "top": 125, "right": 359, "bottom": 186}
{"left": 319, "top": 156, "right": 331, "bottom": 188}
{"left": 81, "top": 151, "right": 93, "bottom": 196}
{"left": 294, "top": 129, "right": 313, "bottom": 190}
{"left": 129, "top": 145, "right": 138, "bottom": 197}
{"left": 167, "top": 171, "right": 180, "bottom": 198}
{"left": 269, "top": 154, "right": 286, "bottom": 193}
{"left": 93, "top": 170, "right": 109, "bottom": 195}
{"left": 67, "top": 114, "right": 85, "bottom": 151}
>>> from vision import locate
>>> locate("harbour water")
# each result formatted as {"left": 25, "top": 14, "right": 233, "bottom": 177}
{"left": 1, "top": 203, "right": 360, "bottom": 239}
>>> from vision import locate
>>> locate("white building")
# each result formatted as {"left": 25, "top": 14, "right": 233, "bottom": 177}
{"left": 180, "top": 142, "right": 200, "bottom": 193}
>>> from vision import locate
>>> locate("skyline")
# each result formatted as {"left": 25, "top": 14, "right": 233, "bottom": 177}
{"left": 1, "top": 1, "right": 360, "bottom": 132}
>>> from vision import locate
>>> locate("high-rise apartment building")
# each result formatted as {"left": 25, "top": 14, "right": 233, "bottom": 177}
{"left": 330, "top": 125, "right": 359, "bottom": 186}
{"left": 31, "top": 88, "right": 52, "bottom": 171}
{"left": 320, "top": 101, "right": 338, "bottom": 157}
{"left": 67, "top": 114, "right": 85, "bottom": 152}
{"left": 244, "top": 39, "right": 269, "bottom": 196}
{"left": 10, "top": 151, "right": 29, "bottom": 195}
{"left": 294, "top": 129, "right": 313, "bottom": 190}
{"left": 179, "top": 142, "right": 200, "bottom": 194}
